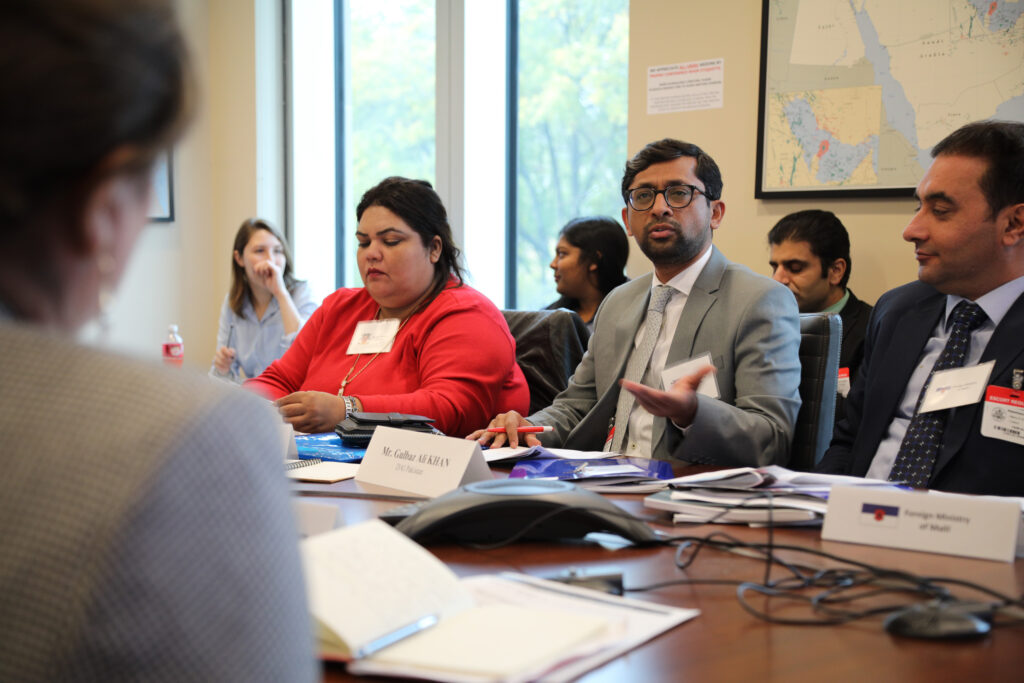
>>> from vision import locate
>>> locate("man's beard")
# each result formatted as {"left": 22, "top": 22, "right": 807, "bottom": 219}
{"left": 636, "top": 220, "right": 710, "bottom": 267}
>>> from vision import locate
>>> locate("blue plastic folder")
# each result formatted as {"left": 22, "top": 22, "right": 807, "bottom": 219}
{"left": 508, "top": 456, "right": 673, "bottom": 482}
{"left": 295, "top": 432, "right": 366, "bottom": 463}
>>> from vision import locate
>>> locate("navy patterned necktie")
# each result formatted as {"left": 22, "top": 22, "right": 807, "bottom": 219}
{"left": 888, "top": 301, "right": 987, "bottom": 487}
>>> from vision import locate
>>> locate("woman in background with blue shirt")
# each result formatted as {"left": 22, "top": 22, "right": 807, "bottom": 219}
{"left": 211, "top": 218, "right": 318, "bottom": 382}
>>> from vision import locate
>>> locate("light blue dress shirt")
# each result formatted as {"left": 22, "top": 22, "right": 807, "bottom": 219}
{"left": 209, "top": 281, "right": 319, "bottom": 383}
{"left": 866, "top": 275, "right": 1024, "bottom": 479}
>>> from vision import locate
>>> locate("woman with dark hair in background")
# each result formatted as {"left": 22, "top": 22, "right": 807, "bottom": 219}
{"left": 211, "top": 218, "right": 318, "bottom": 382}
{"left": 0, "top": 1, "right": 315, "bottom": 679}
{"left": 548, "top": 216, "right": 629, "bottom": 329}
{"left": 248, "top": 176, "right": 528, "bottom": 436}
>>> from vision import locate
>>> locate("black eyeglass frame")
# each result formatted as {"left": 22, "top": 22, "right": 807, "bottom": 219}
{"left": 625, "top": 183, "right": 712, "bottom": 211}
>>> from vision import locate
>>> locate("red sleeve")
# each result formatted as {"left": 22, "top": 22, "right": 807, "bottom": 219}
{"left": 243, "top": 301, "right": 326, "bottom": 400}
{"left": 356, "top": 295, "right": 526, "bottom": 436}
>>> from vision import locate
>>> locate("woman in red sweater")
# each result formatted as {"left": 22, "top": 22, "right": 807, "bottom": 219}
{"left": 246, "top": 177, "right": 529, "bottom": 436}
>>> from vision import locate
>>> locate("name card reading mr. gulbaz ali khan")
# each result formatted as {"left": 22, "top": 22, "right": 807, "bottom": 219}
{"left": 355, "top": 426, "right": 492, "bottom": 499}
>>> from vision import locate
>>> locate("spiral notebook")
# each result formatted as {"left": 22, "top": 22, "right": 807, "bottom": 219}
{"left": 285, "top": 458, "right": 360, "bottom": 483}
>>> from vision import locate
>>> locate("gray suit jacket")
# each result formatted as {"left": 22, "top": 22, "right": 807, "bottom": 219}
{"left": 530, "top": 246, "right": 802, "bottom": 466}
{"left": 0, "top": 320, "right": 317, "bottom": 682}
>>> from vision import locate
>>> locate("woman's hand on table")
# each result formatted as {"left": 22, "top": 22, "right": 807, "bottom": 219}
{"left": 276, "top": 391, "right": 347, "bottom": 433}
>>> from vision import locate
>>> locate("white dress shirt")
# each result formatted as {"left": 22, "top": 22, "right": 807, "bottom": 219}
{"left": 622, "top": 246, "right": 713, "bottom": 457}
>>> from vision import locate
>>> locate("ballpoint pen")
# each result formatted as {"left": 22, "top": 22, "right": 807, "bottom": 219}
{"left": 486, "top": 425, "right": 554, "bottom": 433}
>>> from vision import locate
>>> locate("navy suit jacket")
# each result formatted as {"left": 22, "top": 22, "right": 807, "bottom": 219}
{"left": 818, "top": 280, "right": 1024, "bottom": 496}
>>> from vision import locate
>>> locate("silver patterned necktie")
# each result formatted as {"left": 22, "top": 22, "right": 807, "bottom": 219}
{"left": 888, "top": 300, "right": 987, "bottom": 487}
{"left": 610, "top": 285, "right": 674, "bottom": 452}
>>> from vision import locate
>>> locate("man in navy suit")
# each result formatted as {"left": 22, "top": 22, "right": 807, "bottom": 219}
{"left": 818, "top": 120, "right": 1024, "bottom": 496}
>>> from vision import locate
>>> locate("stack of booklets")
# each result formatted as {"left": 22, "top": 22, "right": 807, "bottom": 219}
{"left": 645, "top": 465, "right": 899, "bottom": 526}
{"left": 303, "top": 519, "right": 698, "bottom": 682}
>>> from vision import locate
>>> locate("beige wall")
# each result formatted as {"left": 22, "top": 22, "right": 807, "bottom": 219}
{"left": 103, "top": 0, "right": 275, "bottom": 369}
{"left": 626, "top": 0, "right": 920, "bottom": 304}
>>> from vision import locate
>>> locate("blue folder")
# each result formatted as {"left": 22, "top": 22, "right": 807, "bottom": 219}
{"left": 508, "top": 456, "right": 673, "bottom": 482}
{"left": 295, "top": 432, "right": 366, "bottom": 463}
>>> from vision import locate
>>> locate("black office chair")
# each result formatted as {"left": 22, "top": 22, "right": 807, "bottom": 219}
{"left": 502, "top": 309, "right": 591, "bottom": 415}
{"left": 789, "top": 313, "right": 841, "bottom": 471}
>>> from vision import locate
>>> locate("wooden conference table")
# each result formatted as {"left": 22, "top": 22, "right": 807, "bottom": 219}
{"left": 300, "top": 475, "right": 1024, "bottom": 682}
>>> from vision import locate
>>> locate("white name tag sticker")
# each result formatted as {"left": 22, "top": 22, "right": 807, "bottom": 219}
{"left": 347, "top": 319, "right": 400, "bottom": 354}
{"left": 662, "top": 352, "right": 720, "bottom": 399}
{"left": 919, "top": 360, "right": 994, "bottom": 414}
{"left": 356, "top": 426, "right": 492, "bottom": 498}
{"left": 981, "top": 385, "right": 1024, "bottom": 446}
{"left": 822, "top": 485, "right": 1021, "bottom": 562}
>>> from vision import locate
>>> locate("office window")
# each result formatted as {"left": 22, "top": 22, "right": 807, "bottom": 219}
{"left": 343, "top": 0, "right": 436, "bottom": 287}
{"left": 513, "top": 0, "right": 628, "bottom": 309}
{"left": 287, "top": 0, "right": 627, "bottom": 307}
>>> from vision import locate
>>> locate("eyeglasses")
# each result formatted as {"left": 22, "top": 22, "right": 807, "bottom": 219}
{"left": 626, "top": 184, "right": 708, "bottom": 211}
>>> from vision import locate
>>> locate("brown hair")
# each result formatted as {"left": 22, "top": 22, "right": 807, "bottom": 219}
{"left": 0, "top": 0, "right": 192, "bottom": 236}
{"left": 228, "top": 218, "right": 300, "bottom": 316}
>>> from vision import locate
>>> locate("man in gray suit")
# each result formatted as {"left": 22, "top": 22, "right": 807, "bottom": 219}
{"left": 472, "top": 139, "right": 801, "bottom": 465}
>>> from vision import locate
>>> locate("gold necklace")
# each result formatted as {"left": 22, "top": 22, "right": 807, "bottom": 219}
{"left": 337, "top": 309, "right": 411, "bottom": 396}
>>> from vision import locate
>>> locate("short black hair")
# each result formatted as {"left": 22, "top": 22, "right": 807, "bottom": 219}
{"left": 621, "top": 138, "right": 723, "bottom": 204}
{"left": 930, "top": 120, "right": 1024, "bottom": 217}
{"left": 768, "top": 210, "right": 852, "bottom": 289}
{"left": 559, "top": 216, "right": 629, "bottom": 297}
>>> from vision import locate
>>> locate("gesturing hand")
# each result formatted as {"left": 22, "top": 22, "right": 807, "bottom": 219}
{"left": 619, "top": 365, "right": 716, "bottom": 429}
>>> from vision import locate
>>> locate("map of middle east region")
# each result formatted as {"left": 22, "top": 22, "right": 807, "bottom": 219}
{"left": 761, "top": 0, "right": 1024, "bottom": 194}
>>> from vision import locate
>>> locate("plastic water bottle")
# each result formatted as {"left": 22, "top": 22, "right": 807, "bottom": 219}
{"left": 162, "top": 324, "right": 184, "bottom": 368}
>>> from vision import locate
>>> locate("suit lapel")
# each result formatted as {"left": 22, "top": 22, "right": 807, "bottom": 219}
{"left": 934, "top": 292, "right": 1024, "bottom": 477}
{"left": 609, "top": 278, "right": 650, "bottom": 390}
{"left": 866, "top": 294, "right": 945, "bottom": 438}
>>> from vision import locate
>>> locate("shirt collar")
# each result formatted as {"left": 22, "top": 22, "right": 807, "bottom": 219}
{"left": 822, "top": 289, "right": 850, "bottom": 315}
{"left": 945, "top": 274, "right": 1024, "bottom": 329}
{"left": 652, "top": 245, "right": 713, "bottom": 297}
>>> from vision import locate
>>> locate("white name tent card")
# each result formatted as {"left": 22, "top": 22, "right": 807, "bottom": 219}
{"left": 356, "top": 426, "right": 492, "bottom": 498}
{"left": 822, "top": 485, "right": 1022, "bottom": 563}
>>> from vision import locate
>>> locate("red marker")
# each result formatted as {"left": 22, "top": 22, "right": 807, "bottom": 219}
{"left": 486, "top": 425, "right": 554, "bottom": 433}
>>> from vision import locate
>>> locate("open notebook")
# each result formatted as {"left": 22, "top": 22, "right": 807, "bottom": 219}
{"left": 302, "top": 519, "right": 698, "bottom": 682}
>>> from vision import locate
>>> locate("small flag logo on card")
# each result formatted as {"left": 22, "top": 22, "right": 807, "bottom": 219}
{"left": 860, "top": 503, "right": 899, "bottom": 528}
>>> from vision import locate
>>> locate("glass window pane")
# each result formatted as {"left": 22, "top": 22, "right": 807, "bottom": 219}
{"left": 343, "top": 0, "right": 436, "bottom": 287}
{"left": 515, "top": 0, "right": 629, "bottom": 310}
{"left": 463, "top": 0, "right": 508, "bottom": 305}
{"left": 289, "top": 0, "right": 338, "bottom": 302}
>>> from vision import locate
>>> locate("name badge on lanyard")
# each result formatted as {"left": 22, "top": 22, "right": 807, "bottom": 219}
{"left": 981, "top": 385, "right": 1024, "bottom": 446}
{"left": 347, "top": 319, "right": 400, "bottom": 354}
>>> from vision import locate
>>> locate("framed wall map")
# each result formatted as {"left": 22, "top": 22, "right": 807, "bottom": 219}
{"left": 755, "top": 0, "right": 1024, "bottom": 198}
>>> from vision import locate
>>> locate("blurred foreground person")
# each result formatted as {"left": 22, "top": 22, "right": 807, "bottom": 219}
{"left": 0, "top": 1, "right": 317, "bottom": 680}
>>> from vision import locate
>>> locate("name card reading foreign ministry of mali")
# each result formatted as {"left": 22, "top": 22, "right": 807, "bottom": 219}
{"left": 822, "top": 486, "right": 1024, "bottom": 563}
{"left": 355, "top": 426, "right": 492, "bottom": 498}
